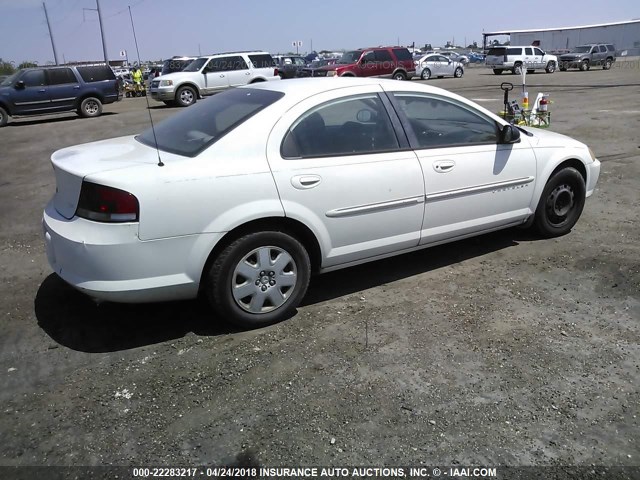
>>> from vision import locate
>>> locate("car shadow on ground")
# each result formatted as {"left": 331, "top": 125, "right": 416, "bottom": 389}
{"left": 34, "top": 275, "right": 235, "bottom": 353}
{"left": 9, "top": 112, "right": 116, "bottom": 127}
{"left": 34, "top": 228, "right": 538, "bottom": 353}
{"left": 302, "top": 228, "right": 529, "bottom": 306}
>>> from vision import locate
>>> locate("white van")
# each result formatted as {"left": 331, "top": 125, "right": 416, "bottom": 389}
{"left": 485, "top": 46, "right": 558, "bottom": 75}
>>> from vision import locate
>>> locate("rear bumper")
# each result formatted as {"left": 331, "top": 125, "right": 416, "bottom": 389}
{"left": 586, "top": 159, "right": 601, "bottom": 197}
{"left": 42, "top": 201, "right": 223, "bottom": 303}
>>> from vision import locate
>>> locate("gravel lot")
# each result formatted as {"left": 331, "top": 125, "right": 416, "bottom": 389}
{"left": 0, "top": 63, "right": 638, "bottom": 475}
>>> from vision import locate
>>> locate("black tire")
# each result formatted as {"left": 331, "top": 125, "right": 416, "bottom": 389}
{"left": 545, "top": 61, "right": 556, "bottom": 73}
{"left": 492, "top": 69, "right": 503, "bottom": 75}
{"left": 513, "top": 63, "right": 523, "bottom": 75}
{"left": 78, "top": 97, "right": 103, "bottom": 118}
{"left": 533, "top": 167, "right": 586, "bottom": 238}
{"left": 421, "top": 68, "right": 431, "bottom": 80}
{"left": 207, "top": 231, "right": 311, "bottom": 328}
{"left": 393, "top": 71, "right": 407, "bottom": 80}
{"left": 603, "top": 58, "right": 612, "bottom": 70}
{"left": 175, "top": 86, "right": 197, "bottom": 107}
{"left": 0, "top": 106, "right": 8, "bottom": 127}
{"left": 580, "top": 60, "right": 589, "bottom": 71}
{"left": 454, "top": 67, "right": 463, "bottom": 78}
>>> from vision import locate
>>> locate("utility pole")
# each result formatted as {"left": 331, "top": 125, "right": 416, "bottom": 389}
{"left": 84, "top": 0, "right": 108, "bottom": 64}
{"left": 42, "top": 2, "right": 59, "bottom": 65}
{"left": 96, "top": 0, "right": 108, "bottom": 63}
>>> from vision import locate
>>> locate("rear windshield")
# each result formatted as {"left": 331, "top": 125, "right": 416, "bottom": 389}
{"left": 136, "top": 88, "right": 284, "bottom": 157}
{"left": 76, "top": 65, "right": 115, "bottom": 82}
{"left": 487, "top": 48, "right": 506, "bottom": 56}
{"left": 248, "top": 54, "right": 275, "bottom": 68}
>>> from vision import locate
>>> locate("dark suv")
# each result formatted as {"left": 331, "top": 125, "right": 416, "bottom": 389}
{"left": 559, "top": 44, "right": 616, "bottom": 71}
{"left": 0, "top": 64, "right": 121, "bottom": 127}
{"left": 317, "top": 47, "right": 415, "bottom": 80}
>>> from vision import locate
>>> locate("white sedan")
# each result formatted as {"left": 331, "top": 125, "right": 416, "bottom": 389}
{"left": 416, "top": 54, "right": 464, "bottom": 80}
{"left": 43, "top": 78, "right": 600, "bottom": 327}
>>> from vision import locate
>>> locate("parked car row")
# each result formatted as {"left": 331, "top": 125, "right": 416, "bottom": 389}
{"left": 485, "top": 44, "right": 616, "bottom": 75}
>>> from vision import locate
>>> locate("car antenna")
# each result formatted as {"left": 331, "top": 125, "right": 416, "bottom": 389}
{"left": 128, "top": 5, "right": 164, "bottom": 167}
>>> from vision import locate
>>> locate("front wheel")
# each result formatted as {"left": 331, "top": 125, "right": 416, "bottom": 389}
{"left": 421, "top": 68, "right": 431, "bottom": 80}
{"left": 454, "top": 67, "right": 463, "bottom": 78}
{"left": 513, "top": 63, "right": 523, "bottom": 75}
{"left": 207, "top": 231, "right": 311, "bottom": 328}
{"left": 0, "top": 106, "right": 9, "bottom": 127}
{"left": 78, "top": 97, "right": 103, "bottom": 118}
{"left": 580, "top": 60, "right": 590, "bottom": 71}
{"left": 175, "top": 86, "right": 196, "bottom": 107}
{"left": 533, "top": 167, "right": 586, "bottom": 238}
{"left": 545, "top": 61, "right": 556, "bottom": 73}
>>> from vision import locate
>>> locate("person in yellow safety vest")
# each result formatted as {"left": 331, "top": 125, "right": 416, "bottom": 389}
{"left": 132, "top": 68, "right": 142, "bottom": 86}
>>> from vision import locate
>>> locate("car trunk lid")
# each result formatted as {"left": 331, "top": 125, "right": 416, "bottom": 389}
{"left": 51, "top": 135, "right": 160, "bottom": 219}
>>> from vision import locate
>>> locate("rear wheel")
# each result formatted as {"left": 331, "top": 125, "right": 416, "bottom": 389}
{"left": 393, "top": 71, "right": 407, "bottom": 80}
{"left": 545, "top": 61, "right": 556, "bottom": 73}
{"left": 421, "top": 68, "right": 431, "bottom": 80}
{"left": 454, "top": 67, "right": 463, "bottom": 78}
{"left": 0, "top": 106, "right": 8, "bottom": 127}
{"left": 492, "top": 69, "right": 503, "bottom": 75}
{"left": 207, "top": 231, "right": 311, "bottom": 328}
{"left": 533, "top": 167, "right": 586, "bottom": 238}
{"left": 603, "top": 58, "right": 612, "bottom": 70}
{"left": 176, "top": 86, "right": 196, "bottom": 107}
{"left": 78, "top": 97, "right": 103, "bottom": 118}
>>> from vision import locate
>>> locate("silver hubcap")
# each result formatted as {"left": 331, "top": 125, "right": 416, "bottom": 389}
{"left": 232, "top": 246, "right": 297, "bottom": 314}
{"left": 85, "top": 101, "right": 98, "bottom": 114}
{"left": 180, "top": 89, "right": 194, "bottom": 104}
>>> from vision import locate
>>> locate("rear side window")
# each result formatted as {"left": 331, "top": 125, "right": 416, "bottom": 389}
{"left": 606, "top": 45, "right": 615, "bottom": 51}
{"left": 281, "top": 94, "right": 399, "bottom": 159}
{"left": 76, "top": 66, "right": 115, "bottom": 82}
{"left": 487, "top": 48, "right": 506, "bottom": 56}
{"left": 392, "top": 48, "right": 413, "bottom": 61}
{"left": 136, "top": 88, "right": 283, "bottom": 157}
{"left": 249, "top": 54, "right": 275, "bottom": 68}
{"left": 47, "top": 68, "right": 77, "bottom": 85}
{"left": 507, "top": 48, "right": 522, "bottom": 55}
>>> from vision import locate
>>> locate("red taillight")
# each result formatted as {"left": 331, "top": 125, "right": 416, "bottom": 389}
{"left": 76, "top": 181, "right": 139, "bottom": 222}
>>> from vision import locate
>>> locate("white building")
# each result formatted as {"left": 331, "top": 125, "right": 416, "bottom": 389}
{"left": 483, "top": 19, "right": 640, "bottom": 54}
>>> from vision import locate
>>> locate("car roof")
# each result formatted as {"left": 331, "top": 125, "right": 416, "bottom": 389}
{"left": 201, "top": 51, "right": 270, "bottom": 58}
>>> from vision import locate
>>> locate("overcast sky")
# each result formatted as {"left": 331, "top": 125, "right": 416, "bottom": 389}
{"left": 0, "top": 0, "right": 637, "bottom": 65}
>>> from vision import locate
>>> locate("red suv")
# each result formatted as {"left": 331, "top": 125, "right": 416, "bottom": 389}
{"left": 317, "top": 47, "right": 415, "bottom": 80}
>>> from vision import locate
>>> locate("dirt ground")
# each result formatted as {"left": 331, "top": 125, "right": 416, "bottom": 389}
{"left": 0, "top": 63, "right": 638, "bottom": 476}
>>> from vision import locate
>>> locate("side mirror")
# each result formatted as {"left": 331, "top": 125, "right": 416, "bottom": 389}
{"left": 500, "top": 124, "right": 521, "bottom": 144}
{"left": 15, "top": 80, "right": 25, "bottom": 89}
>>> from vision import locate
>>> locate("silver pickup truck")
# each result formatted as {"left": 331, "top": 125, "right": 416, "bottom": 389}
{"left": 559, "top": 44, "right": 616, "bottom": 71}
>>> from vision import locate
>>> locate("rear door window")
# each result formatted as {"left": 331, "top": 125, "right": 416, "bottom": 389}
{"left": 217, "top": 56, "right": 249, "bottom": 71}
{"left": 599, "top": 45, "right": 607, "bottom": 52}
{"left": 47, "top": 68, "right": 77, "bottom": 85}
{"left": 525, "top": 48, "right": 533, "bottom": 55}
{"left": 375, "top": 50, "right": 393, "bottom": 62}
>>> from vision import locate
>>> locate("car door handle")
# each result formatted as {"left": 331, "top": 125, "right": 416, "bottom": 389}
{"left": 39, "top": 89, "right": 46, "bottom": 93}
{"left": 433, "top": 160, "right": 455, "bottom": 172}
{"left": 73, "top": 85, "right": 80, "bottom": 89}
{"left": 220, "top": 74, "right": 225, "bottom": 78}
{"left": 291, "top": 174, "right": 322, "bottom": 189}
